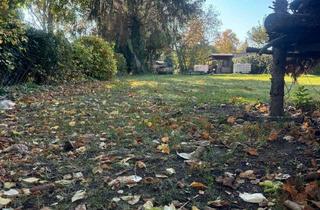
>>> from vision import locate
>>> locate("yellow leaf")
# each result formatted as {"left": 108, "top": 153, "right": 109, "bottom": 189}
{"left": 51, "top": 126, "right": 59, "bottom": 130}
{"left": 192, "top": 206, "right": 200, "bottom": 210}
{"left": 69, "top": 121, "right": 76, "bottom": 127}
{"left": 157, "top": 144, "right": 170, "bottom": 154}
{"left": 161, "top": 136, "right": 169, "bottom": 143}
{"left": 190, "top": 181, "right": 207, "bottom": 190}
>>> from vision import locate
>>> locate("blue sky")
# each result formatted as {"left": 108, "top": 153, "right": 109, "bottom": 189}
{"left": 206, "top": 0, "right": 274, "bottom": 41}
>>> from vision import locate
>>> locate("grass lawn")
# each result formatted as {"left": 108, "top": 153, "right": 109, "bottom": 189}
{"left": 1, "top": 74, "right": 320, "bottom": 209}
{"left": 125, "top": 74, "right": 320, "bottom": 104}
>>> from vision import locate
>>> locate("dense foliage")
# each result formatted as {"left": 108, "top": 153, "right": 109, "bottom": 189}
{"left": 115, "top": 53, "right": 128, "bottom": 76}
{"left": 73, "top": 36, "right": 117, "bottom": 80}
{"left": 0, "top": 19, "right": 27, "bottom": 85}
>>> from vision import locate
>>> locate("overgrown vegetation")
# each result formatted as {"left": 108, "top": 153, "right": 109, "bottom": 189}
{"left": 293, "top": 86, "right": 314, "bottom": 111}
{"left": 72, "top": 36, "right": 117, "bottom": 80}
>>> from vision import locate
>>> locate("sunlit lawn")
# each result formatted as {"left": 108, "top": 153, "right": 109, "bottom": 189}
{"left": 119, "top": 74, "right": 320, "bottom": 107}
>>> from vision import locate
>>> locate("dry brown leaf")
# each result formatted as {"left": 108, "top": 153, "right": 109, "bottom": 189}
{"left": 136, "top": 161, "right": 146, "bottom": 169}
{"left": 268, "top": 130, "right": 279, "bottom": 141}
{"left": 246, "top": 148, "right": 258, "bottom": 156}
{"left": 190, "top": 181, "right": 207, "bottom": 190}
{"left": 170, "top": 123, "right": 179, "bottom": 129}
{"left": 283, "top": 183, "right": 298, "bottom": 197}
{"left": 227, "top": 116, "right": 236, "bottom": 125}
{"left": 305, "top": 181, "right": 318, "bottom": 199}
{"left": 201, "top": 131, "right": 210, "bottom": 140}
{"left": 208, "top": 199, "right": 229, "bottom": 207}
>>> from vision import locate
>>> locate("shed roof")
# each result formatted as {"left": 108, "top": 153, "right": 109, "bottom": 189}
{"left": 210, "top": 53, "right": 234, "bottom": 58}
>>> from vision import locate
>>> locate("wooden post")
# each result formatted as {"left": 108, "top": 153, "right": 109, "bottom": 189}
{"left": 270, "top": 47, "right": 287, "bottom": 116}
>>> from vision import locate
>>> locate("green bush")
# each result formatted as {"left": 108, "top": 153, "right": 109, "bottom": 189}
{"left": 72, "top": 36, "right": 117, "bottom": 80}
{"left": 115, "top": 53, "right": 128, "bottom": 75}
{"left": 0, "top": 18, "right": 27, "bottom": 85}
{"left": 24, "top": 28, "right": 60, "bottom": 83}
{"left": 234, "top": 54, "right": 273, "bottom": 74}
{"left": 1, "top": 27, "right": 75, "bottom": 85}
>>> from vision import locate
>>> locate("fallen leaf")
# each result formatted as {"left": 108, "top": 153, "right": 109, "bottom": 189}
{"left": 121, "top": 195, "right": 141, "bottom": 205}
{"left": 201, "top": 131, "right": 210, "bottom": 140}
{"left": 239, "top": 192, "right": 267, "bottom": 204}
{"left": 30, "top": 183, "right": 55, "bottom": 193}
{"left": 177, "top": 151, "right": 193, "bottom": 160}
{"left": 227, "top": 116, "right": 236, "bottom": 124}
{"left": 268, "top": 130, "right": 278, "bottom": 141}
{"left": 143, "top": 200, "right": 154, "bottom": 209}
{"left": 157, "top": 144, "right": 170, "bottom": 154}
{"left": 0, "top": 197, "right": 12, "bottom": 205}
{"left": 136, "top": 161, "right": 146, "bottom": 169}
{"left": 282, "top": 183, "right": 298, "bottom": 198}
{"left": 166, "top": 168, "right": 176, "bottom": 176}
{"left": 108, "top": 175, "right": 142, "bottom": 187}
{"left": 3, "top": 189, "right": 19, "bottom": 197}
{"left": 284, "top": 200, "right": 303, "bottom": 210}
{"left": 216, "top": 174, "right": 237, "bottom": 189}
{"left": 190, "top": 181, "right": 207, "bottom": 190}
{"left": 155, "top": 174, "right": 168, "bottom": 179}
{"left": 207, "top": 200, "right": 229, "bottom": 207}
{"left": 163, "top": 203, "right": 176, "bottom": 210}
{"left": 72, "top": 190, "right": 86, "bottom": 202}
{"left": 22, "top": 177, "right": 39, "bottom": 184}
{"left": 246, "top": 148, "right": 258, "bottom": 156}
{"left": 259, "top": 180, "right": 283, "bottom": 193}
{"left": 192, "top": 206, "right": 200, "bottom": 210}
{"left": 4, "top": 182, "right": 16, "bottom": 189}
{"left": 69, "top": 121, "right": 76, "bottom": 127}
{"left": 161, "top": 136, "right": 169, "bottom": 143}
{"left": 239, "top": 170, "right": 256, "bottom": 180}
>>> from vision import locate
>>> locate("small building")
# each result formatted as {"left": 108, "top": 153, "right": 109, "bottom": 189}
{"left": 233, "top": 63, "right": 252, "bottom": 74}
{"left": 209, "top": 54, "right": 234, "bottom": 74}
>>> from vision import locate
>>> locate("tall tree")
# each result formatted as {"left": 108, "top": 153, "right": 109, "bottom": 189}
{"left": 87, "top": 0, "right": 204, "bottom": 73}
{"left": 247, "top": 22, "right": 268, "bottom": 48}
{"left": 175, "top": 5, "right": 221, "bottom": 71}
{"left": 26, "top": 0, "right": 79, "bottom": 33}
{"left": 214, "top": 29, "right": 239, "bottom": 53}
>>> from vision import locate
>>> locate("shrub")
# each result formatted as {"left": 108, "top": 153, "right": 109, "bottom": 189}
{"left": 0, "top": 18, "right": 27, "bottom": 85}
{"left": 72, "top": 36, "right": 117, "bottom": 80}
{"left": 293, "top": 86, "right": 314, "bottom": 111}
{"left": 24, "top": 28, "right": 60, "bottom": 83}
{"left": 1, "top": 27, "right": 75, "bottom": 85}
{"left": 115, "top": 53, "right": 128, "bottom": 76}
{"left": 233, "top": 54, "right": 273, "bottom": 74}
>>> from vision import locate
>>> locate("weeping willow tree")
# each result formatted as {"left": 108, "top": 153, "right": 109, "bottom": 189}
{"left": 87, "top": 0, "right": 204, "bottom": 73}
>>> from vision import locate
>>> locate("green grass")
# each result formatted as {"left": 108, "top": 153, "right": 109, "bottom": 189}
{"left": 2, "top": 74, "right": 320, "bottom": 209}
{"left": 119, "top": 74, "right": 320, "bottom": 106}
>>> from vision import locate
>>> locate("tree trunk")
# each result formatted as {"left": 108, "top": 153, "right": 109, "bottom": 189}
{"left": 270, "top": 47, "right": 287, "bottom": 116}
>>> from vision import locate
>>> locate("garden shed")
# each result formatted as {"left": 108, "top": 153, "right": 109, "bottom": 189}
{"left": 209, "top": 54, "right": 234, "bottom": 74}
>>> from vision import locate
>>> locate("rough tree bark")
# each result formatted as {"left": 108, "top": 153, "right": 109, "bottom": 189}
{"left": 270, "top": 47, "right": 287, "bottom": 116}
